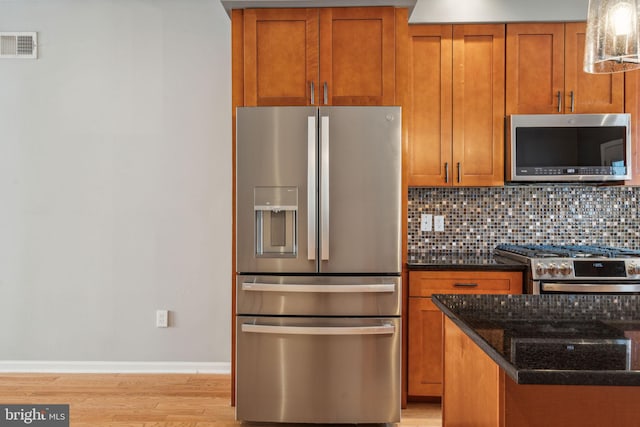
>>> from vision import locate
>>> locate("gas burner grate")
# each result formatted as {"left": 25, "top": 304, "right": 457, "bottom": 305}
{"left": 495, "top": 244, "right": 640, "bottom": 259}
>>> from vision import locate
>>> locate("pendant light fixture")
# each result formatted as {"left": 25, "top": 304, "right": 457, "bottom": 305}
{"left": 584, "top": 0, "right": 640, "bottom": 73}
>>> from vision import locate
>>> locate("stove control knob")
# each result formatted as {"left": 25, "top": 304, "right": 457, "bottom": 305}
{"left": 548, "top": 263, "right": 559, "bottom": 276}
{"left": 559, "top": 263, "right": 572, "bottom": 276}
{"left": 535, "top": 263, "right": 547, "bottom": 276}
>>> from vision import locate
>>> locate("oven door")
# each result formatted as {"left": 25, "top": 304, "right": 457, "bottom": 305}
{"left": 539, "top": 281, "right": 640, "bottom": 294}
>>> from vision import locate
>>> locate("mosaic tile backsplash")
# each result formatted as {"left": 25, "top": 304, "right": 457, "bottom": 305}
{"left": 408, "top": 186, "right": 640, "bottom": 253}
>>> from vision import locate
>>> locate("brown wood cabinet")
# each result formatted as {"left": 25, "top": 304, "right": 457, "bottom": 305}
{"left": 407, "top": 270, "right": 522, "bottom": 398}
{"left": 242, "top": 7, "right": 397, "bottom": 106}
{"left": 506, "top": 22, "right": 625, "bottom": 115}
{"left": 406, "top": 24, "right": 505, "bottom": 187}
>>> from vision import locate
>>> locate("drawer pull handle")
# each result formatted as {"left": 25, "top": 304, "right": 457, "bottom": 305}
{"left": 453, "top": 283, "right": 478, "bottom": 288}
{"left": 242, "top": 282, "right": 396, "bottom": 293}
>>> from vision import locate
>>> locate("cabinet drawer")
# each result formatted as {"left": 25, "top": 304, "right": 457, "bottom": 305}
{"left": 409, "top": 270, "right": 522, "bottom": 296}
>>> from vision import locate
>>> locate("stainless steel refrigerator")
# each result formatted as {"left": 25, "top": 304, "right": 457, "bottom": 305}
{"left": 235, "top": 106, "right": 402, "bottom": 424}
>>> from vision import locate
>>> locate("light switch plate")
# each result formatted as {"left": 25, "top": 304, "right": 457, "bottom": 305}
{"left": 420, "top": 214, "right": 433, "bottom": 232}
{"left": 434, "top": 215, "right": 445, "bottom": 232}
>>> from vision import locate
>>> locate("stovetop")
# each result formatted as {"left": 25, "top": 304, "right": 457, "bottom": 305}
{"left": 495, "top": 244, "right": 640, "bottom": 259}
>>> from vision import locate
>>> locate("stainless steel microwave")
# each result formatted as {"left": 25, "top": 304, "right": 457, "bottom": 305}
{"left": 506, "top": 114, "right": 632, "bottom": 182}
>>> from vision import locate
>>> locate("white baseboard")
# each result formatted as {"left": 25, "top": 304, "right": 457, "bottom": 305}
{"left": 0, "top": 361, "right": 231, "bottom": 374}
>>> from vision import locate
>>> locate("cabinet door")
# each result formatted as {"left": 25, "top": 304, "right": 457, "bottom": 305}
{"left": 243, "top": 9, "right": 319, "bottom": 106}
{"left": 506, "top": 23, "right": 565, "bottom": 114}
{"left": 443, "top": 317, "right": 501, "bottom": 427}
{"left": 406, "top": 25, "right": 453, "bottom": 186}
{"left": 564, "top": 22, "right": 624, "bottom": 114}
{"left": 625, "top": 70, "right": 640, "bottom": 185}
{"left": 319, "top": 7, "right": 396, "bottom": 106}
{"left": 408, "top": 297, "right": 443, "bottom": 397}
{"left": 452, "top": 24, "right": 505, "bottom": 186}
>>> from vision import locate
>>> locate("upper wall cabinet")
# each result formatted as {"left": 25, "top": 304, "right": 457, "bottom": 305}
{"left": 242, "top": 7, "right": 397, "bottom": 106}
{"left": 406, "top": 24, "right": 505, "bottom": 187}
{"left": 506, "top": 22, "right": 624, "bottom": 115}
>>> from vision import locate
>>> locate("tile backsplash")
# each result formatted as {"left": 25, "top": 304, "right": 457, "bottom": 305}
{"left": 408, "top": 186, "right": 640, "bottom": 253}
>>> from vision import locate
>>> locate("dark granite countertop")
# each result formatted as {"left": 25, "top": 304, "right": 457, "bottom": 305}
{"left": 407, "top": 252, "right": 527, "bottom": 271}
{"left": 432, "top": 294, "right": 640, "bottom": 386}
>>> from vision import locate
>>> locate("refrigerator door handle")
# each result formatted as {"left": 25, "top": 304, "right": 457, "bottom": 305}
{"left": 242, "top": 282, "right": 396, "bottom": 293}
{"left": 241, "top": 323, "right": 396, "bottom": 336}
{"left": 320, "top": 115, "right": 330, "bottom": 261}
{"left": 308, "top": 116, "right": 317, "bottom": 261}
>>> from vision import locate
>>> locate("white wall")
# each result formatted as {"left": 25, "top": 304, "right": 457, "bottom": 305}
{"left": 0, "top": 0, "right": 231, "bottom": 367}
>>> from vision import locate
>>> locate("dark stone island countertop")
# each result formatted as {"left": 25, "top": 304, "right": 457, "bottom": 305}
{"left": 432, "top": 294, "right": 640, "bottom": 386}
{"left": 407, "top": 252, "right": 527, "bottom": 271}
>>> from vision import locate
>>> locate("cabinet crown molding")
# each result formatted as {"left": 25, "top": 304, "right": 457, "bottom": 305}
{"left": 221, "top": 0, "right": 417, "bottom": 16}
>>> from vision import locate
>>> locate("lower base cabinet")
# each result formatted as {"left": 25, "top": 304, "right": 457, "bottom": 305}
{"left": 407, "top": 270, "right": 522, "bottom": 398}
{"left": 408, "top": 297, "right": 443, "bottom": 396}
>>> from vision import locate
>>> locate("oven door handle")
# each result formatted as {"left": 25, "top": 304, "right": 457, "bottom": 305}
{"left": 241, "top": 323, "right": 396, "bottom": 336}
{"left": 541, "top": 282, "right": 640, "bottom": 293}
{"left": 242, "top": 282, "right": 396, "bottom": 293}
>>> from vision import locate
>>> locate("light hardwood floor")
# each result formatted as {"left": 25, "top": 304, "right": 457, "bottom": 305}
{"left": 0, "top": 374, "right": 442, "bottom": 427}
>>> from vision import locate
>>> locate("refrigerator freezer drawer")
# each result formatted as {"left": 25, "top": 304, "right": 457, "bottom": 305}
{"left": 235, "top": 316, "right": 401, "bottom": 424}
{"left": 236, "top": 275, "right": 402, "bottom": 316}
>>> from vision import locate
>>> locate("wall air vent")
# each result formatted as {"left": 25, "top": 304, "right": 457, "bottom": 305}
{"left": 0, "top": 32, "right": 37, "bottom": 59}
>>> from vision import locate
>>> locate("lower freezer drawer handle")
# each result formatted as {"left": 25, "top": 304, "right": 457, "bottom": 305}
{"left": 242, "top": 282, "right": 396, "bottom": 293}
{"left": 241, "top": 324, "right": 396, "bottom": 336}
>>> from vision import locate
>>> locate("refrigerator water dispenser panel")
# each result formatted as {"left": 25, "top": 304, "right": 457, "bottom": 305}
{"left": 254, "top": 187, "right": 298, "bottom": 257}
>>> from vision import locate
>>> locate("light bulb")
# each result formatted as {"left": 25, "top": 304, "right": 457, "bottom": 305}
{"left": 609, "top": 2, "right": 633, "bottom": 36}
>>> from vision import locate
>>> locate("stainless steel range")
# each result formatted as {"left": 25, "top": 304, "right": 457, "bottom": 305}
{"left": 495, "top": 244, "right": 640, "bottom": 294}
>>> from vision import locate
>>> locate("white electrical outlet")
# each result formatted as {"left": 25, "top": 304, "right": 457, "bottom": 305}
{"left": 434, "top": 215, "right": 445, "bottom": 232}
{"left": 420, "top": 213, "right": 433, "bottom": 232}
{"left": 156, "top": 310, "right": 169, "bottom": 328}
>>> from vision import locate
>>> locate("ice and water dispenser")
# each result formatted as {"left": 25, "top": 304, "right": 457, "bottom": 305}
{"left": 254, "top": 187, "right": 298, "bottom": 257}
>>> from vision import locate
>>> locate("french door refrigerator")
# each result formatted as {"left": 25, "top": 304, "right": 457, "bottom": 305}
{"left": 235, "top": 106, "right": 402, "bottom": 424}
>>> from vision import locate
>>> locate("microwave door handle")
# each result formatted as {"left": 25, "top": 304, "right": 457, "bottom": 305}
{"left": 320, "top": 115, "right": 330, "bottom": 261}
{"left": 308, "top": 116, "right": 317, "bottom": 261}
